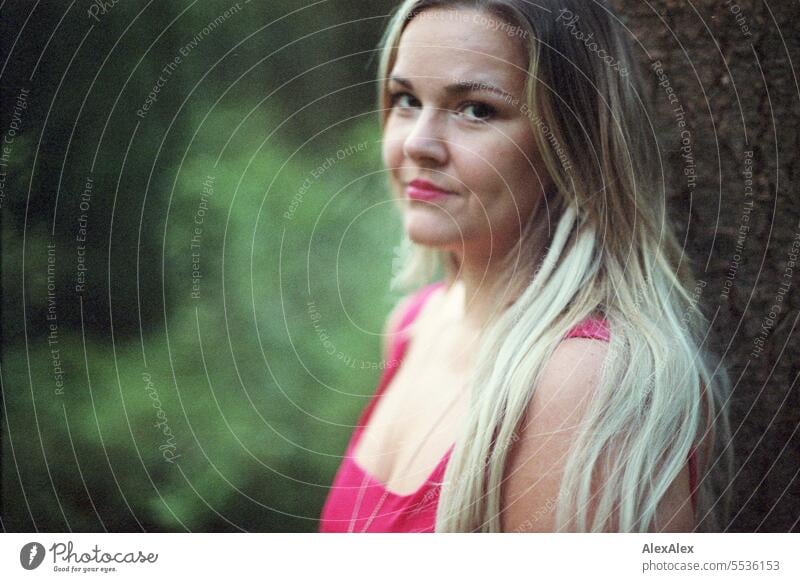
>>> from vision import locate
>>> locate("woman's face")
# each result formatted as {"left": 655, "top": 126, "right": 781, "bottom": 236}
{"left": 382, "top": 7, "right": 549, "bottom": 257}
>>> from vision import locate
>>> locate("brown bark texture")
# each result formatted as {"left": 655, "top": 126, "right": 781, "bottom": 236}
{"left": 612, "top": 0, "right": 799, "bottom": 531}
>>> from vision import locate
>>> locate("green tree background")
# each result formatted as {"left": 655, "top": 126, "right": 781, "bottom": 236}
{"left": 2, "top": 0, "right": 797, "bottom": 532}
{"left": 2, "top": 0, "right": 404, "bottom": 532}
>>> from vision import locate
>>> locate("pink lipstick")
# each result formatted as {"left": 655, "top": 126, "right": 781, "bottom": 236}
{"left": 406, "top": 179, "right": 456, "bottom": 201}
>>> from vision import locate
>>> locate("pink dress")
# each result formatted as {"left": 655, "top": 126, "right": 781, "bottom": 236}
{"left": 319, "top": 281, "right": 698, "bottom": 532}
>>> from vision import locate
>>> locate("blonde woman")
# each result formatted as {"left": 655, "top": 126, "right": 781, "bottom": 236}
{"left": 320, "top": 0, "right": 733, "bottom": 533}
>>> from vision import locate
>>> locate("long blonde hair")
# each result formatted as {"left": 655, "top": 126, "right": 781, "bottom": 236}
{"left": 377, "top": 0, "right": 733, "bottom": 531}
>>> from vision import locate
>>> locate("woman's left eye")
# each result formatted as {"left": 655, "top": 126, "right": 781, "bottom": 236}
{"left": 459, "top": 102, "right": 496, "bottom": 122}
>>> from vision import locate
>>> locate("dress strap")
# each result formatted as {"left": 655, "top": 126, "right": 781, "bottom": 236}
{"left": 564, "top": 317, "right": 610, "bottom": 342}
{"left": 351, "top": 282, "right": 445, "bottom": 442}
{"left": 388, "top": 281, "right": 446, "bottom": 359}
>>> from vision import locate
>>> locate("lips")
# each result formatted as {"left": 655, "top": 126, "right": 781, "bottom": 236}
{"left": 405, "top": 179, "right": 457, "bottom": 202}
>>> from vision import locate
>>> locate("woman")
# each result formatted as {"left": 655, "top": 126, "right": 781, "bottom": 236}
{"left": 320, "top": 0, "right": 733, "bottom": 533}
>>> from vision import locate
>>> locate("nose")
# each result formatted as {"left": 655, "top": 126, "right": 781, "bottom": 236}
{"left": 402, "top": 109, "right": 448, "bottom": 166}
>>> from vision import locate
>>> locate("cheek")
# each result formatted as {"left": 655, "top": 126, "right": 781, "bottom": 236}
{"left": 471, "top": 137, "right": 544, "bottom": 216}
{"left": 499, "top": 132, "right": 543, "bottom": 186}
{"left": 451, "top": 143, "right": 499, "bottom": 196}
{"left": 456, "top": 139, "right": 528, "bottom": 199}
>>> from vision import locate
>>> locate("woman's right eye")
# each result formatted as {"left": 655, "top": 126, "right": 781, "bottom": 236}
{"left": 389, "top": 91, "right": 420, "bottom": 109}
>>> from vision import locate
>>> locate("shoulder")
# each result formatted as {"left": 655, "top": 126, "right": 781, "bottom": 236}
{"left": 516, "top": 337, "right": 610, "bottom": 427}
{"left": 500, "top": 338, "right": 608, "bottom": 532}
{"left": 536, "top": 337, "right": 610, "bottom": 400}
{"left": 500, "top": 337, "right": 694, "bottom": 532}
{"left": 516, "top": 337, "right": 610, "bottom": 449}
{"left": 513, "top": 337, "right": 609, "bottom": 438}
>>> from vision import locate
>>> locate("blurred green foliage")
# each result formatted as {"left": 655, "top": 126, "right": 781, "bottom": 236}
{"left": 2, "top": 0, "right": 407, "bottom": 531}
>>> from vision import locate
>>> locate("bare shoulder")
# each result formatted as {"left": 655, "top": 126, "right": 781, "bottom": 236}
{"left": 533, "top": 337, "right": 610, "bottom": 404}
{"left": 500, "top": 338, "right": 694, "bottom": 532}
{"left": 499, "top": 338, "right": 608, "bottom": 532}
{"left": 518, "top": 338, "right": 610, "bottom": 428}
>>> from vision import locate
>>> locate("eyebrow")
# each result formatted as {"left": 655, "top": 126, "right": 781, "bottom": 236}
{"left": 389, "top": 75, "right": 517, "bottom": 102}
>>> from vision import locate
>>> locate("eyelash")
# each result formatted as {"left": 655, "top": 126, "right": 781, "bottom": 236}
{"left": 388, "top": 91, "right": 497, "bottom": 123}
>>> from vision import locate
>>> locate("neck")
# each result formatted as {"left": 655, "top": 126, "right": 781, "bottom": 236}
{"left": 444, "top": 246, "right": 524, "bottom": 331}
{"left": 437, "top": 206, "right": 551, "bottom": 331}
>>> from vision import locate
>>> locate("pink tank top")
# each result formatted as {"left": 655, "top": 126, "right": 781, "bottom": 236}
{"left": 319, "top": 281, "right": 698, "bottom": 532}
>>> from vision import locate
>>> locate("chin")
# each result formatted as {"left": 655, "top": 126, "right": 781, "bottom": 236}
{"left": 404, "top": 215, "right": 462, "bottom": 250}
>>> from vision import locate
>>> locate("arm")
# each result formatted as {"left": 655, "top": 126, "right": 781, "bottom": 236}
{"left": 500, "top": 338, "right": 695, "bottom": 532}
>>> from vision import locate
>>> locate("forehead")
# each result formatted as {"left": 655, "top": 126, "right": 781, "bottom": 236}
{"left": 392, "top": 7, "right": 528, "bottom": 89}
